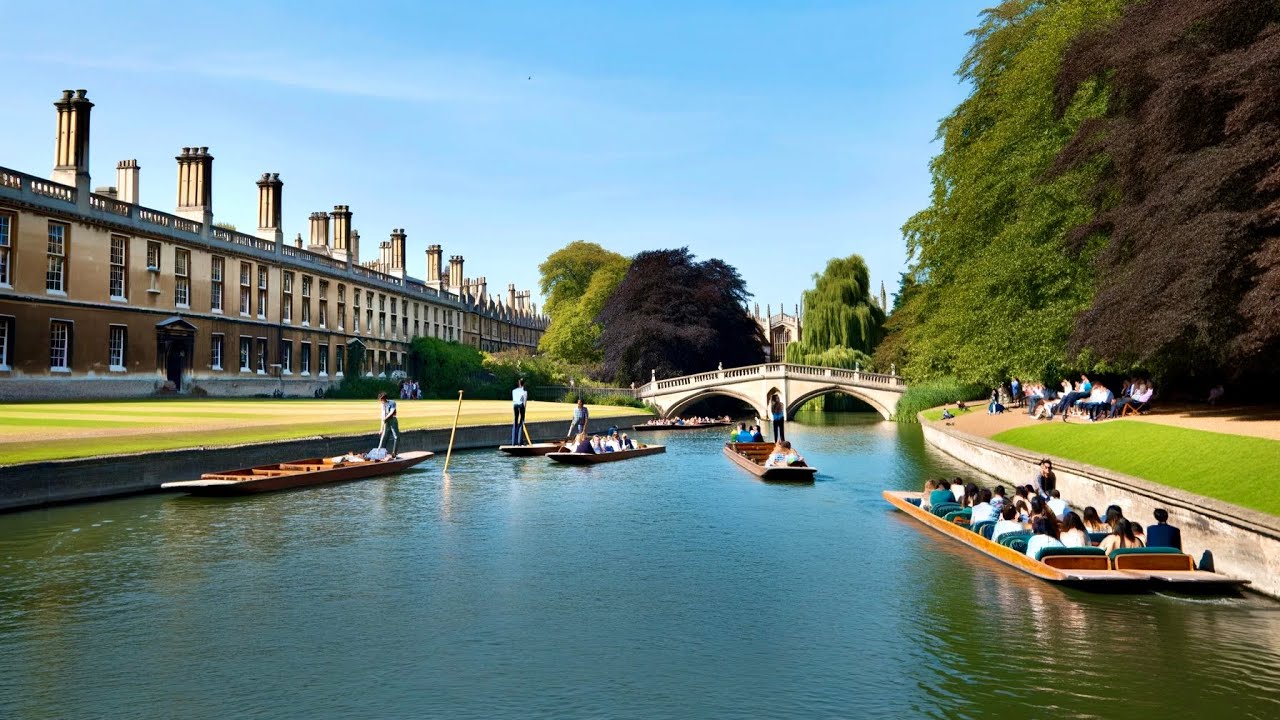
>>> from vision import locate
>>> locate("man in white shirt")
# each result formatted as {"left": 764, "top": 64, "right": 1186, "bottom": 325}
{"left": 970, "top": 488, "right": 998, "bottom": 525}
{"left": 511, "top": 378, "right": 528, "bottom": 446}
{"left": 992, "top": 505, "right": 1024, "bottom": 542}
{"left": 1047, "top": 489, "right": 1071, "bottom": 519}
{"left": 377, "top": 392, "right": 399, "bottom": 458}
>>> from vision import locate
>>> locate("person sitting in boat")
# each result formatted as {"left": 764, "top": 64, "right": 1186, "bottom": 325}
{"left": 620, "top": 433, "right": 635, "bottom": 450}
{"left": 571, "top": 433, "right": 595, "bottom": 454}
{"left": 734, "top": 423, "right": 755, "bottom": 443}
{"left": 1059, "top": 512, "right": 1091, "bottom": 548}
{"left": 1099, "top": 519, "right": 1145, "bottom": 553}
{"left": 1146, "top": 508, "right": 1182, "bottom": 551}
{"left": 929, "top": 480, "right": 955, "bottom": 509}
{"left": 1012, "top": 486, "right": 1032, "bottom": 522}
{"left": 992, "top": 505, "right": 1023, "bottom": 542}
{"left": 950, "top": 477, "right": 966, "bottom": 503}
{"left": 328, "top": 452, "right": 369, "bottom": 465}
{"left": 764, "top": 441, "right": 805, "bottom": 467}
{"left": 1026, "top": 517, "right": 1065, "bottom": 559}
{"left": 961, "top": 482, "right": 979, "bottom": 508}
{"left": 590, "top": 435, "right": 606, "bottom": 453}
{"left": 921, "top": 479, "right": 938, "bottom": 511}
{"left": 1104, "top": 504, "right": 1126, "bottom": 530}
{"left": 990, "top": 485, "right": 1007, "bottom": 514}
{"left": 1028, "top": 496, "right": 1057, "bottom": 531}
{"left": 970, "top": 488, "right": 997, "bottom": 525}
{"left": 1046, "top": 489, "right": 1071, "bottom": 520}
{"left": 1082, "top": 506, "right": 1109, "bottom": 533}
{"left": 751, "top": 425, "right": 765, "bottom": 442}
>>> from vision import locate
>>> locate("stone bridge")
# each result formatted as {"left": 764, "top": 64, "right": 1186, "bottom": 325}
{"left": 636, "top": 363, "right": 908, "bottom": 420}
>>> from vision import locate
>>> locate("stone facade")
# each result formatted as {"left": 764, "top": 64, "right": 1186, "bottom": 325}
{"left": 752, "top": 302, "right": 802, "bottom": 362}
{"left": 0, "top": 90, "right": 548, "bottom": 400}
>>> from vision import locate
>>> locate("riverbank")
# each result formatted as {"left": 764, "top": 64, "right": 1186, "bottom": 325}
{"left": 919, "top": 413, "right": 1280, "bottom": 599}
{"left": 0, "top": 404, "right": 652, "bottom": 512}
{"left": 0, "top": 399, "right": 649, "bottom": 466}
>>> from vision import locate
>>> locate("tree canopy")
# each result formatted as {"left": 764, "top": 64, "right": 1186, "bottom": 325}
{"left": 785, "top": 254, "right": 885, "bottom": 368}
{"left": 537, "top": 242, "right": 630, "bottom": 364}
{"left": 596, "top": 248, "right": 765, "bottom": 384}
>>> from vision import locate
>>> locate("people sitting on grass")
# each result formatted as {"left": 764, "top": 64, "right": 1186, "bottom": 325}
{"left": 987, "top": 388, "right": 1005, "bottom": 415}
{"left": 1082, "top": 506, "right": 1110, "bottom": 533}
{"left": 1111, "top": 381, "right": 1154, "bottom": 417}
{"left": 970, "top": 488, "right": 997, "bottom": 525}
{"left": 1059, "top": 512, "right": 1091, "bottom": 548}
{"left": 993, "top": 504, "right": 1024, "bottom": 542}
{"left": 1084, "top": 383, "right": 1115, "bottom": 421}
{"left": 1099, "top": 519, "right": 1145, "bottom": 552}
{"left": 1146, "top": 508, "right": 1182, "bottom": 550}
{"left": 1025, "top": 517, "right": 1065, "bottom": 559}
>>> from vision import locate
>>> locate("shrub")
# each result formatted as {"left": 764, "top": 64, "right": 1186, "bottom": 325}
{"left": 893, "top": 376, "right": 986, "bottom": 423}
{"left": 564, "top": 390, "right": 649, "bottom": 409}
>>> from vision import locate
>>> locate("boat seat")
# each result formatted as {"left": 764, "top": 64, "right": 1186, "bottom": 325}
{"left": 931, "top": 502, "right": 962, "bottom": 518}
{"left": 250, "top": 469, "right": 292, "bottom": 476}
{"left": 979, "top": 523, "right": 996, "bottom": 540}
{"left": 1036, "top": 546, "right": 1106, "bottom": 561}
{"left": 1087, "top": 532, "right": 1111, "bottom": 545}
{"left": 971, "top": 520, "right": 995, "bottom": 536}
{"left": 943, "top": 510, "right": 970, "bottom": 525}
{"left": 1109, "top": 547, "right": 1194, "bottom": 571}
{"left": 997, "top": 532, "right": 1033, "bottom": 551}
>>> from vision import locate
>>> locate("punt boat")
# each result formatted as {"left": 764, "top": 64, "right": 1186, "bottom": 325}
{"left": 631, "top": 421, "right": 731, "bottom": 432}
{"left": 884, "top": 490, "right": 1249, "bottom": 593}
{"left": 546, "top": 445, "right": 666, "bottom": 465}
{"left": 162, "top": 451, "right": 433, "bottom": 496}
{"left": 723, "top": 442, "right": 817, "bottom": 483}
{"left": 498, "top": 442, "right": 567, "bottom": 456}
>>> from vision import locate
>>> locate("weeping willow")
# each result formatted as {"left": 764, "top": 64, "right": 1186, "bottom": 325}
{"left": 786, "top": 254, "right": 885, "bottom": 364}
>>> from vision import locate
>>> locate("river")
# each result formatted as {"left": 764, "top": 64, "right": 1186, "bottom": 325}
{"left": 1, "top": 413, "right": 1277, "bottom": 719}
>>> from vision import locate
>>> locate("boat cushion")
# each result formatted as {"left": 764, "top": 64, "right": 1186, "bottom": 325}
{"left": 931, "top": 502, "right": 962, "bottom": 518}
{"left": 997, "top": 532, "right": 1032, "bottom": 548}
{"left": 1107, "top": 546, "right": 1185, "bottom": 559}
{"left": 1036, "top": 546, "right": 1106, "bottom": 561}
{"left": 971, "top": 521, "right": 995, "bottom": 537}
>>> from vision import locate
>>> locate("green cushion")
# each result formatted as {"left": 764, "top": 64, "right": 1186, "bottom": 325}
{"left": 1107, "top": 546, "right": 1185, "bottom": 560}
{"left": 931, "top": 502, "right": 962, "bottom": 518}
{"left": 1036, "top": 546, "right": 1106, "bottom": 561}
{"left": 943, "top": 510, "right": 971, "bottom": 523}
{"left": 997, "top": 532, "right": 1032, "bottom": 548}
{"left": 1087, "top": 532, "right": 1110, "bottom": 544}
{"left": 971, "top": 521, "right": 995, "bottom": 536}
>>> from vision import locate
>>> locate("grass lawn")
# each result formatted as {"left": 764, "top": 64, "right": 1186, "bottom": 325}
{"left": 920, "top": 405, "right": 980, "bottom": 422}
{"left": 992, "top": 421, "right": 1280, "bottom": 516}
{"left": 0, "top": 399, "right": 650, "bottom": 466}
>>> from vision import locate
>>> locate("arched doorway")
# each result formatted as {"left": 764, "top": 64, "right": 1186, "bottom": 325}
{"left": 155, "top": 316, "right": 197, "bottom": 391}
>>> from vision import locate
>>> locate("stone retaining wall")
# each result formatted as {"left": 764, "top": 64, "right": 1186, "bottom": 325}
{"left": 921, "top": 419, "right": 1280, "bottom": 599}
{"left": 0, "top": 415, "right": 650, "bottom": 513}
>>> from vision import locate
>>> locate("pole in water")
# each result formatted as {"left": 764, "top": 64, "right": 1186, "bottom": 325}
{"left": 522, "top": 421, "right": 533, "bottom": 446}
{"left": 443, "top": 390, "right": 464, "bottom": 473}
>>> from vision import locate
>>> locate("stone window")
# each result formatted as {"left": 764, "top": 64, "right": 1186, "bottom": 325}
{"left": 300, "top": 341, "right": 311, "bottom": 376}
{"left": 211, "top": 333, "right": 224, "bottom": 371}
{"left": 146, "top": 241, "right": 160, "bottom": 270}
{"left": 50, "top": 320, "right": 72, "bottom": 371}
{"left": 318, "top": 280, "right": 328, "bottom": 328}
{"left": 256, "top": 267, "right": 268, "bottom": 319}
{"left": 210, "top": 256, "right": 224, "bottom": 313}
{"left": 46, "top": 222, "right": 68, "bottom": 293}
{"left": 337, "top": 284, "right": 346, "bottom": 330}
{"left": 282, "top": 272, "right": 293, "bottom": 324}
{"left": 174, "top": 248, "right": 190, "bottom": 308}
{"left": 239, "top": 336, "right": 252, "bottom": 372}
{"left": 256, "top": 338, "right": 267, "bottom": 374}
{"left": 239, "top": 262, "right": 251, "bottom": 316}
{"left": 281, "top": 340, "right": 293, "bottom": 375}
{"left": 0, "top": 316, "right": 12, "bottom": 370}
{"left": 109, "top": 235, "right": 128, "bottom": 300}
{"left": 318, "top": 343, "right": 328, "bottom": 376}
{"left": 108, "top": 325, "right": 127, "bottom": 370}
{"left": 301, "top": 276, "right": 312, "bottom": 325}
{"left": 0, "top": 213, "right": 11, "bottom": 287}
{"left": 335, "top": 346, "right": 344, "bottom": 376}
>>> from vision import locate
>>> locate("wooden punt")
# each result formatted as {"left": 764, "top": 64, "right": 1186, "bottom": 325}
{"left": 498, "top": 442, "right": 567, "bottom": 456}
{"left": 884, "top": 490, "right": 1249, "bottom": 592}
{"left": 723, "top": 442, "right": 817, "bottom": 483}
{"left": 631, "top": 421, "right": 731, "bottom": 432}
{"left": 162, "top": 451, "right": 433, "bottom": 496}
{"left": 546, "top": 445, "right": 666, "bottom": 465}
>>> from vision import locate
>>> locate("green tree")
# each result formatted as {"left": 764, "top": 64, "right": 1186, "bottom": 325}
{"left": 786, "top": 254, "right": 885, "bottom": 364}
{"left": 537, "top": 242, "right": 630, "bottom": 364}
{"left": 895, "top": 0, "right": 1123, "bottom": 384}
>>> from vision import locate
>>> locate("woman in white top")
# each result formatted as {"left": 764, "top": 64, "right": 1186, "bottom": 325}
{"left": 1058, "top": 512, "right": 1091, "bottom": 548}
{"left": 1025, "top": 517, "right": 1065, "bottom": 559}
{"left": 991, "top": 505, "right": 1024, "bottom": 542}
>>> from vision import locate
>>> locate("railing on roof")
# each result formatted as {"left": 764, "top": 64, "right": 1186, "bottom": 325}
{"left": 89, "top": 193, "right": 131, "bottom": 217}
{"left": 0, "top": 166, "right": 78, "bottom": 203}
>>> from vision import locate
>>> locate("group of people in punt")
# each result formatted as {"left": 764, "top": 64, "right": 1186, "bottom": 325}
{"left": 639, "top": 415, "right": 731, "bottom": 427}
{"left": 570, "top": 428, "right": 638, "bottom": 454}
{"left": 921, "top": 458, "right": 1182, "bottom": 560}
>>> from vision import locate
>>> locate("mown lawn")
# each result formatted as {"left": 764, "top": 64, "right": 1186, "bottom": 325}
{"left": 992, "top": 421, "right": 1280, "bottom": 516}
{"left": 0, "top": 399, "right": 649, "bottom": 466}
{"left": 920, "top": 405, "right": 981, "bottom": 422}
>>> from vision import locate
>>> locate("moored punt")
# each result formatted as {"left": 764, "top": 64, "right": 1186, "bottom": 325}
{"left": 883, "top": 490, "right": 1249, "bottom": 593}
{"left": 723, "top": 442, "right": 817, "bottom": 483}
{"left": 631, "top": 421, "right": 731, "bottom": 432}
{"left": 498, "top": 442, "right": 566, "bottom": 456}
{"left": 162, "top": 451, "right": 433, "bottom": 496}
{"left": 546, "top": 445, "right": 666, "bottom": 465}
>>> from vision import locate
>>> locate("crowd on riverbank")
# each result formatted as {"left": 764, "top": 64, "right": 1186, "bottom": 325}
{"left": 974, "top": 375, "right": 1156, "bottom": 422}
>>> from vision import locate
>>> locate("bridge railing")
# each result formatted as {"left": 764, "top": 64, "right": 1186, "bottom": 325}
{"left": 640, "top": 363, "right": 906, "bottom": 395}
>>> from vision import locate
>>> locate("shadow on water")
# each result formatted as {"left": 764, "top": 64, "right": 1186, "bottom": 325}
{"left": 0, "top": 412, "right": 1277, "bottom": 720}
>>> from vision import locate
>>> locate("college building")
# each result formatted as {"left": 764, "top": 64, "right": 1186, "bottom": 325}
{"left": 0, "top": 89, "right": 547, "bottom": 400}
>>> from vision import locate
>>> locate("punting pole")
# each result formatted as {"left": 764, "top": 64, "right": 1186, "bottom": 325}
{"left": 443, "top": 390, "right": 464, "bottom": 473}
{"left": 522, "top": 421, "right": 533, "bottom": 445}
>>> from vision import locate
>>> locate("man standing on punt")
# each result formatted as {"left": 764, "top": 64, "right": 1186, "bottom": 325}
{"left": 511, "top": 378, "right": 528, "bottom": 446}
{"left": 569, "top": 397, "right": 589, "bottom": 439}
{"left": 378, "top": 392, "right": 399, "bottom": 458}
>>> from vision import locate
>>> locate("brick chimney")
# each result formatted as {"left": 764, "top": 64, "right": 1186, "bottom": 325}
{"left": 116, "top": 160, "right": 140, "bottom": 205}
{"left": 52, "top": 89, "right": 93, "bottom": 196}
{"left": 330, "top": 205, "right": 352, "bottom": 260}
{"left": 255, "top": 173, "right": 283, "bottom": 243}
{"left": 175, "top": 146, "right": 214, "bottom": 225}
{"left": 308, "top": 211, "right": 330, "bottom": 250}
{"left": 390, "top": 228, "right": 406, "bottom": 270}
{"left": 425, "top": 245, "right": 443, "bottom": 286}
{"left": 448, "top": 255, "right": 464, "bottom": 290}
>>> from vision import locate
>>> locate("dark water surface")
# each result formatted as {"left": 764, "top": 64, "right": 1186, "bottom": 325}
{"left": 1, "top": 414, "right": 1277, "bottom": 719}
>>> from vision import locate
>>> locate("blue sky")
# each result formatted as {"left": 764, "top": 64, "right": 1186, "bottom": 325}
{"left": 0, "top": 0, "right": 985, "bottom": 312}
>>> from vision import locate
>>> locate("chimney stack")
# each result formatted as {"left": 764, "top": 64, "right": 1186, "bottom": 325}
{"left": 508, "top": 283, "right": 517, "bottom": 309}
{"left": 448, "top": 255, "right": 464, "bottom": 290}
{"left": 175, "top": 146, "right": 214, "bottom": 225}
{"left": 379, "top": 240, "right": 391, "bottom": 267}
{"left": 116, "top": 160, "right": 140, "bottom": 205}
{"left": 308, "top": 211, "right": 330, "bottom": 249}
{"left": 351, "top": 230, "right": 361, "bottom": 263}
{"left": 255, "top": 173, "right": 283, "bottom": 243}
{"left": 390, "top": 228, "right": 406, "bottom": 270}
{"left": 294, "top": 233, "right": 303, "bottom": 248}
{"left": 52, "top": 89, "right": 93, "bottom": 195}
{"left": 425, "top": 245, "right": 443, "bottom": 284}
{"left": 330, "top": 205, "right": 352, "bottom": 257}
{"left": 479, "top": 276, "right": 487, "bottom": 301}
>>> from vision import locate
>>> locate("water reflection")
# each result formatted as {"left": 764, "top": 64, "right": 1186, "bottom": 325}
{"left": 0, "top": 415, "right": 1277, "bottom": 720}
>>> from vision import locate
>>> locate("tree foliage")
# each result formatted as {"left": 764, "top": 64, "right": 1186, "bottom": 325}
{"left": 785, "top": 254, "right": 885, "bottom": 367}
{"left": 596, "top": 248, "right": 765, "bottom": 384}
{"left": 1055, "top": 0, "right": 1280, "bottom": 380}
{"left": 537, "top": 242, "right": 630, "bottom": 364}
{"left": 888, "top": 0, "right": 1123, "bottom": 384}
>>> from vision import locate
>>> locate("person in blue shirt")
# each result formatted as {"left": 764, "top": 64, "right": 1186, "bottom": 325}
{"left": 569, "top": 398, "right": 589, "bottom": 437}
{"left": 750, "top": 425, "right": 765, "bottom": 442}
{"left": 1146, "top": 508, "right": 1183, "bottom": 550}
{"left": 734, "top": 423, "right": 755, "bottom": 443}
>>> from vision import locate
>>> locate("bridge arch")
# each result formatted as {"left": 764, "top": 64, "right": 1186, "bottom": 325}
{"left": 663, "top": 387, "right": 768, "bottom": 420}
{"left": 786, "top": 385, "right": 894, "bottom": 420}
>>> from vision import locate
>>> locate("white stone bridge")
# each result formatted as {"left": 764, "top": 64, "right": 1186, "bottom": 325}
{"left": 636, "top": 363, "right": 908, "bottom": 420}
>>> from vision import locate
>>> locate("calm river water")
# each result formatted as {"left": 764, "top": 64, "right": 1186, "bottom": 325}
{"left": 1, "top": 414, "right": 1278, "bottom": 719}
